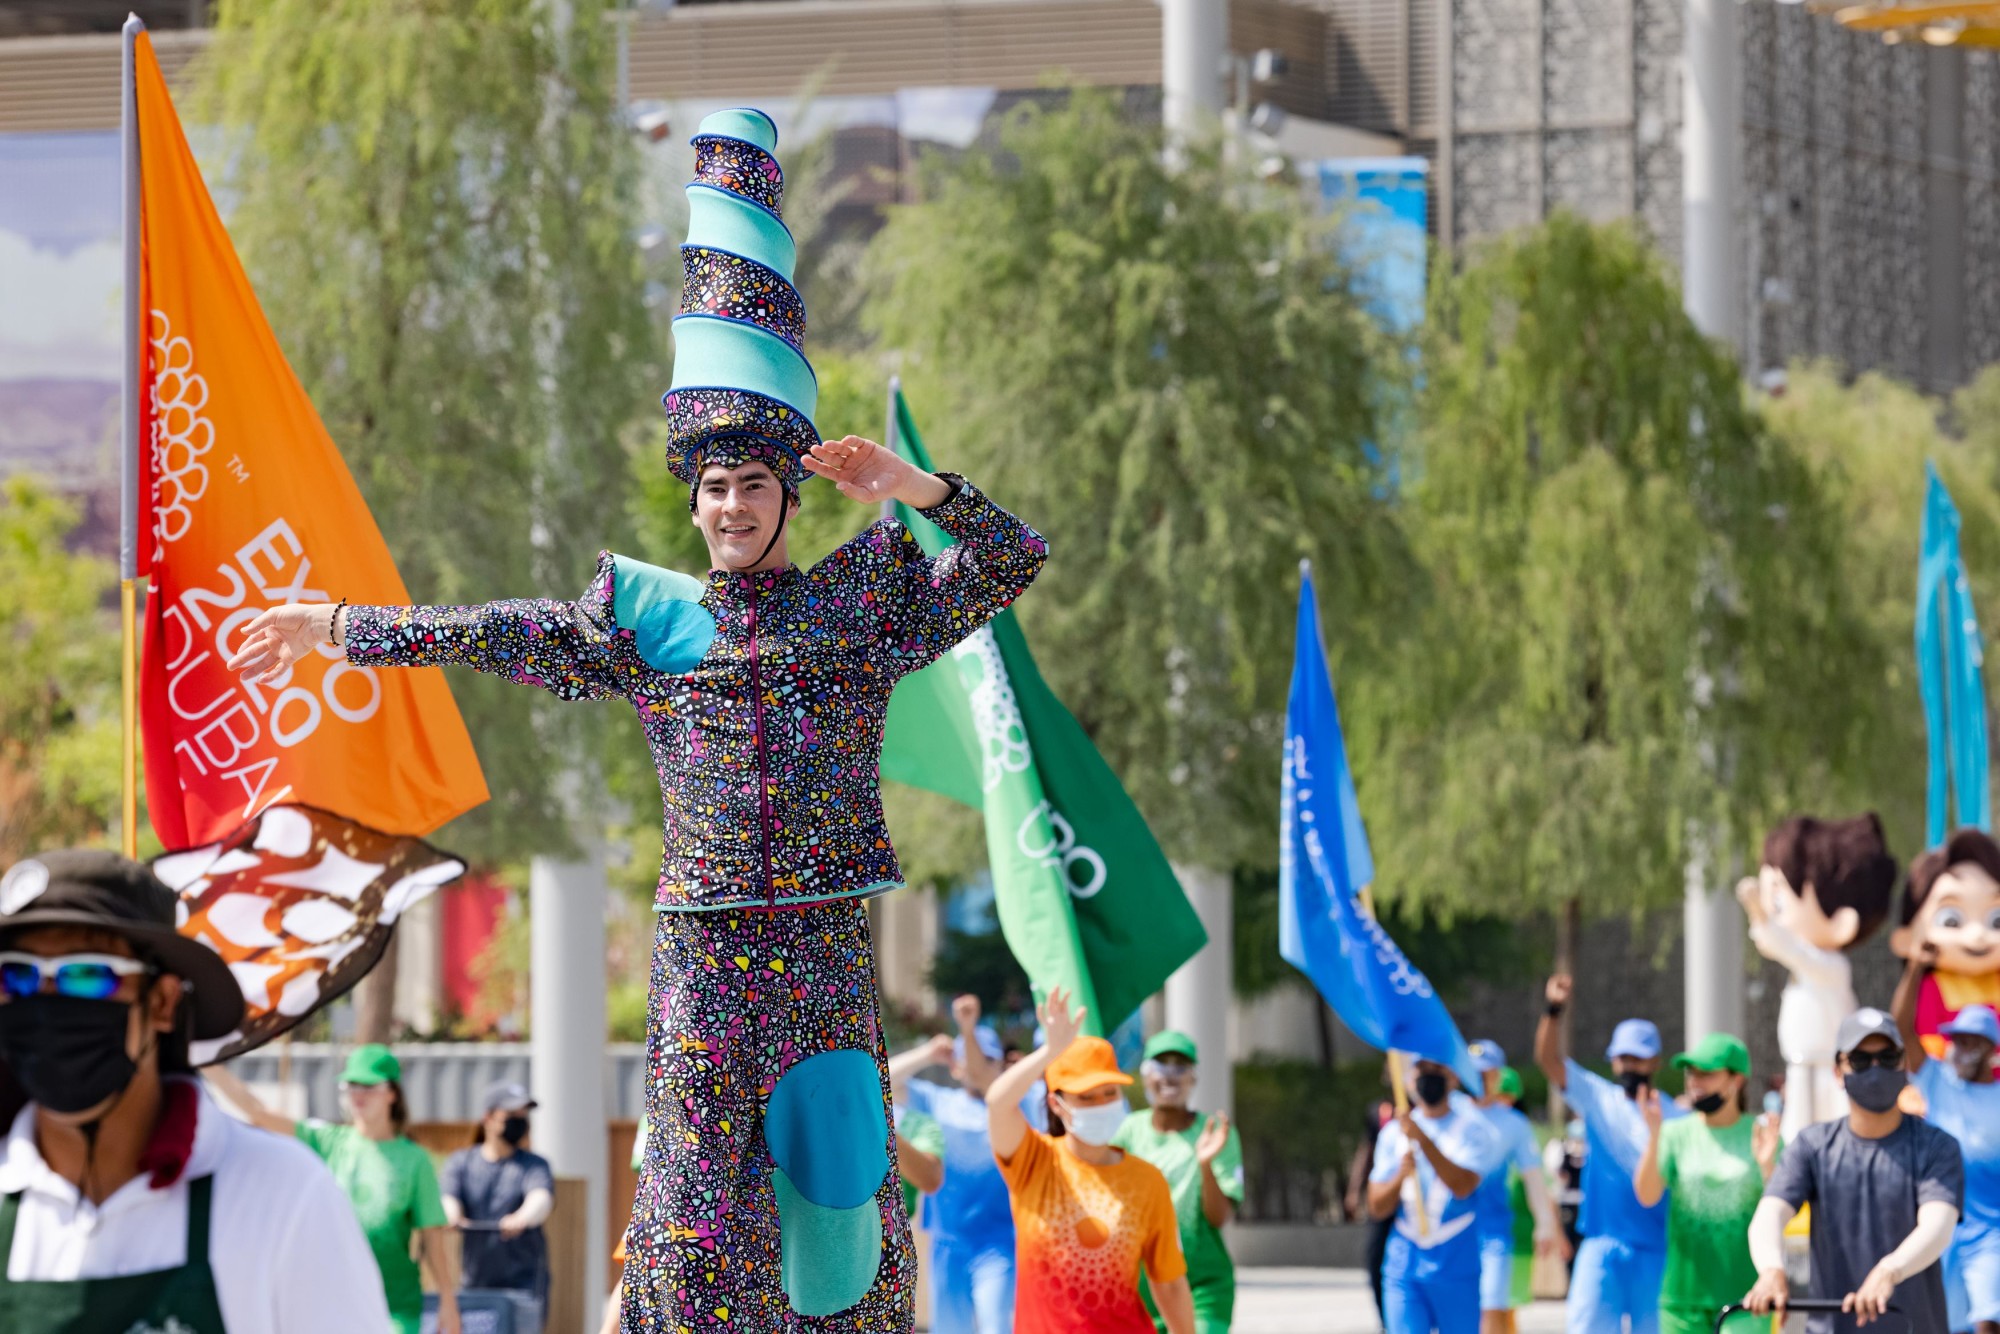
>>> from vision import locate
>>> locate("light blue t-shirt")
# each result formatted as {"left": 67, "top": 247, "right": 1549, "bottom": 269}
{"left": 1474, "top": 1102, "right": 1541, "bottom": 1243}
{"left": 1916, "top": 1060, "right": 2000, "bottom": 1230}
{"left": 1565, "top": 1059, "right": 1680, "bottom": 1249}
{"left": 1370, "top": 1092, "right": 1506, "bottom": 1263}
{"left": 904, "top": 1078, "right": 1016, "bottom": 1255}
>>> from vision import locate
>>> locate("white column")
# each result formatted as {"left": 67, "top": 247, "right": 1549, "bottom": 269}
{"left": 1682, "top": 0, "right": 1743, "bottom": 1045}
{"left": 1162, "top": 0, "right": 1229, "bottom": 141}
{"left": 531, "top": 847, "right": 608, "bottom": 1331}
{"left": 1682, "top": 0, "right": 1739, "bottom": 345}
{"left": 1682, "top": 835, "right": 1744, "bottom": 1043}
{"left": 1165, "top": 865, "right": 1233, "bottom": 1117}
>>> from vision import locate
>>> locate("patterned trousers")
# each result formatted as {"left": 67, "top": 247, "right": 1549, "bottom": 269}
{"left": 620, "top": 900, "right": 918, "bottom": 1333}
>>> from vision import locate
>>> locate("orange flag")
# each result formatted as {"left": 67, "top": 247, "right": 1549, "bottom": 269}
{"left": 133, "top": 32, "right": 488, "bottom": 849}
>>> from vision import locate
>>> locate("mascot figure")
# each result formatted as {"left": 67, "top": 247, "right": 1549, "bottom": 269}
{"left": 1739, "top": 814, "right": 1899, "bottom": 1141}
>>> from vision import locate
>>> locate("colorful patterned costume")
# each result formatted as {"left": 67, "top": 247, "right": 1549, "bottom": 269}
{"left": 344, "top": 106, "right": 1048, "bottom": 1332}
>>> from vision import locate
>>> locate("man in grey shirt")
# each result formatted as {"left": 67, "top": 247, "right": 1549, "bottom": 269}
{"left": 1747, "top": 1008, "right": 1964, "bottom": 1333}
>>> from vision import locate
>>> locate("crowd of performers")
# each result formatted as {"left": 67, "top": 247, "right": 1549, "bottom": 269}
{"left": 1335, "top": 813, "right": 2000, "bottom": 1334}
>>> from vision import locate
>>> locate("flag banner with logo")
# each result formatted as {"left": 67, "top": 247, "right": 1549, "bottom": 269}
{"left": 1281, "top": 564, "right": 1478, "bottom": 1086}
{"left": 878, "top": 389, "right": 1206, "bottom": 1031}
{"left": 152, "top": 804, "right": 465, "bottom": 1063}
{"left": 131, "top": 33, "right": 487, "bottom": 850}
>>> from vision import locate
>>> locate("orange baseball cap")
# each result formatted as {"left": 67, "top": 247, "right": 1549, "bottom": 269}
{"left": 1046, "top": 1037, "right": 1135, "bottom": 1095}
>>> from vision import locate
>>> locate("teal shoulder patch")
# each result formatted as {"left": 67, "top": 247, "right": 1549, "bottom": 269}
{"left": 610, "top": 553, "right": 715, "bottom": 673}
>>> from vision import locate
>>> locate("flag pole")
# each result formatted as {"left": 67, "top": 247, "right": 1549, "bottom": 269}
{"left": 881, "top": 375, "right": 902, "bottom": 522}
{"left": 119, "top": 13, "right": 146, "bottom": 860}
{"left": 1360, "top": 883, "right": 1430, "bottom": 1236}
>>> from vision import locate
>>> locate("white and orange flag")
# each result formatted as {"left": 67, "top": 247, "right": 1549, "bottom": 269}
{"left": 132, "top": 32, "right": 488, "bottom": 850}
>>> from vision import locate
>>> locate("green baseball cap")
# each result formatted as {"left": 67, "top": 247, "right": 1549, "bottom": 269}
{"left": 339, "top": 1043, "right": 402, "bottom": 1087}
{"left": 1672, "top": 1032, "right": 1750, "bottom": 1077}
{"left": 1142, "top": 1030, "right": 1199, "bottom": 1064}
{"left": 1497, "top": 1066, "right": 1524, "bottom": 1099}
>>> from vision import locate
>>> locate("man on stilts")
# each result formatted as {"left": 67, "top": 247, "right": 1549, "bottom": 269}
{"left": 230, "top": 107, "right": 1047, "bottom": 1332}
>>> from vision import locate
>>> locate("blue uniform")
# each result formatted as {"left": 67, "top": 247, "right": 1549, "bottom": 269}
{"left": 1476, "top": 1103, "right": 1542, "bottom": 1311}
{"left": 1916, "top": 1061, "right": 2000, "bottom": 1331}
{"left": 1565, "top": 1061, "right": 1683, "bottom": 1334}
{"left": 1372, "top": 1093, "right": 1507, "bottom": 1334}
{"left": 904, "top": 1079, "right": 1016, "bottom": 1334}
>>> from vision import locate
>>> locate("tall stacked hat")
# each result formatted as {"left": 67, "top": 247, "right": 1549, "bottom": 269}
{"left": 661, "top": 108, "right": 817, "bottom": 490}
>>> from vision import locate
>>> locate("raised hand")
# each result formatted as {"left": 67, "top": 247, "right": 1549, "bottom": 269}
{"left": 951, "top": 993, "right": 982, "bottom": 1030}
{"left": 1545, "top": 973, "right": 1574, "bottom": 1008}
{"left": 1195, "top": 1112, "right": 1232, "bottom": 1165}
{"left": 1638, "top": 1085, "right": 1665, "bottom": 1134}
{"left": 926, "top": 1032, "right": 955, "bottom": 1065}
{"left": 1753, "top": 1112, "right": 1781, "bottom": 1177}
{"left": 802, "top": 435, "right": 951, "bottom": 508}
{"left": 225, "top": 603, "right": 336, "bottom": 685}
{"left": 1036, "top": 985, "right": 1087, "bottom": 1059}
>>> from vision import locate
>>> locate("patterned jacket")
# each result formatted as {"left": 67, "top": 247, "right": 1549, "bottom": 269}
{"left": 344, "top": 478, "right": 1046, "bottom": 910}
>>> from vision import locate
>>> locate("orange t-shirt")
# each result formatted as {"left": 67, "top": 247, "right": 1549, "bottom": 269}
{"left": 996, "top": 1128, "right": 1188, "bottom": 1334}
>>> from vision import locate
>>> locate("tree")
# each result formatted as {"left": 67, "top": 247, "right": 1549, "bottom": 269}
{"left": 860, "top": 90, "right": 1410, "bottom": 870}
{"left": 1347, "top": 215, "right": 1877, "bottom": 925}
{"left": 196, "top": 0, "right": 658, "bottom": 860}
{"left": 0, "top": 480, "right": 123, "bottom": 862}
{"left": 1755, "top": 361, "right": 2000, "bottom": 857}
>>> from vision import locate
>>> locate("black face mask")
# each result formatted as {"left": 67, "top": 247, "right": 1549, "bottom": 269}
{"left": 500, "top": 1115, "right": 530, "bottom": 1147}
{"left": 1691, "top": 1091, "right": 1728, "bottom": 1115}
{"left": 1617, "top": 1070, "right": 1652, "bottom": 1098}
{"left": 1414, "top": 1072, "right": 1451, "bottom": 1107}
{"left": 0, "top": 995, "right": 139, "bottom": 1116}
{"left": 1844, "top": 1066, "right": 1908, "bottom": 1114}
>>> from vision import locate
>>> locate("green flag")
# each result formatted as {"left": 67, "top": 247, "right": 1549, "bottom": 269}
{"left": 881, "top": 387, "right": 1208, "bottom": 1032}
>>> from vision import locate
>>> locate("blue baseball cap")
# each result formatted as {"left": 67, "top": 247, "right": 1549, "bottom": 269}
{"left": 1943, "top": 1004, "right": 2000, "bottom": 1045}
{"left": 1468, "top": 1039, "right": 1506, "bottom": 1073}
{"left": 952, "top": 1025, "right": 1003, "bottom": 1065}
{"left": 1607, "top": 1018, "right": 1662, "bottom": 1061}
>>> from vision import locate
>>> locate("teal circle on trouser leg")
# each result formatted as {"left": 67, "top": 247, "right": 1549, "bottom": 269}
{"left": 764, "top": 1048, "right": 893, "bottom": 1316}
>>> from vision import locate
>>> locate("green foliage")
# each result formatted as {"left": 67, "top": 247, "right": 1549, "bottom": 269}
{"left": 1350, "top": 215, "right": 1873, "bottom": 920}
{"left": 1233, "top": 1057, "right": 1377, "bottom": 1221}
{"left": 0, "top": 480, "right": 123, "bottom": 860}
{"left": 196, "top": 0, "right": 659, "bottom": 857}
{"left": 861, "top": 90, "right": 1410, "bottom": 870}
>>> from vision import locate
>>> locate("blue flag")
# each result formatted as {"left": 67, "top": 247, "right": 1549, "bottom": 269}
{"left": 1917, "top": 463, "right": 1991, "bottom": 847}
{"left": 1280, "top": 564, "right": 1478, "bottom": 1087}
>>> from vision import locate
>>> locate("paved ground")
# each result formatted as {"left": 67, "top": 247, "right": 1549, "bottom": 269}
{"left": 1236, "top": 1268, "right": 1569, "bottom": 1334}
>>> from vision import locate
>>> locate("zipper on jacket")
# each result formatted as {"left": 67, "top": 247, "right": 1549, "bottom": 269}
{"left": 746, "top": 579, "right": 778, "bottom": 908}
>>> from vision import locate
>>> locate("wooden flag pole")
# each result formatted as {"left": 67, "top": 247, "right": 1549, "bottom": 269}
{"left": 1363, "top": 885, "right": 1430, "bottom": 1236}
{"left": 118, "top": 14, "right": 146, "bottom": 860}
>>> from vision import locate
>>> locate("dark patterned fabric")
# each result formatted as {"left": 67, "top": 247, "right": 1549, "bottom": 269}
{"left": 342, "top": 480, "right": 1046, "bottom": 911}
{"left": 694, "top": 134, "right": 785, "bottom": 213}
{"left": 663, "top": 389, "right": 820, "bottom": 487}
{"left": 681, "top": 247, "right": 807, "bottom": 350}
{"left": 621, "top": 900, "right": 916, "bottom": 1332}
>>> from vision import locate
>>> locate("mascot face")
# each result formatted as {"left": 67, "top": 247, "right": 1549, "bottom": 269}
{"left": 1913, "top": 861, "right": 2000, "bottom": 974}
{"left": 1758, "top": 863, "right": 1862, "bottom": 952}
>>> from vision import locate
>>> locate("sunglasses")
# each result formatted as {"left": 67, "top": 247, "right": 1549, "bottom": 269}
{"left": 0, "top": 951, "right": 153, "bottom": 1001}
{"left": 1843, "top": 1047, "right": 1905, "bottom": 1072}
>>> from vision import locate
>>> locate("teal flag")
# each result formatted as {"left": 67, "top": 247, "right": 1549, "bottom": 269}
{"left": 880, "top": 387, "right": 1208, "bottom": 1032}
{"left": 1917, "top": 462, "right": 1991, "bottom": 845}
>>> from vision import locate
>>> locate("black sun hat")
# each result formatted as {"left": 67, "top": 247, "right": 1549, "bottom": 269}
{"left": 0, "top": 850, "right": 244, "bottom": 1039}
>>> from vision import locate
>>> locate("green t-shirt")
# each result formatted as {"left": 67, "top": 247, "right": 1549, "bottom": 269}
{"left": 898, "top": 1107, "right": 946, "bottom": 1219}
{"left": 297, "top": 1120, "right": 448, "bottom": 1334}
{"left": 1112, "top": 1110, "right": 1244, "bottom": 1320}
{"left": 1656, "top": 1115, "right": 1767, "bottom": 1316}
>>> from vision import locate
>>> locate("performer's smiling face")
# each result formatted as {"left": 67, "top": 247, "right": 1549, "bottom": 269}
{"left": 693, "top": 460, "right": 799, "bottom": 572}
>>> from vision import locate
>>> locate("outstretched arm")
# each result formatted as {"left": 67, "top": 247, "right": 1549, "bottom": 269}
{"left": 203, "top": 1064, "right": 301, "bottom": 1138}
{"left": 987, "top": 986, "right": 1086, "bottom": 1161}
{"left": 887, "top": 1034, "right": 953, "bottom": 1090}
{"left": 228, "top": 554, "right": 631, "bottom": 702}
{"left": 1633, "top": 1088, "right": 1668, "bottom": 1207}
